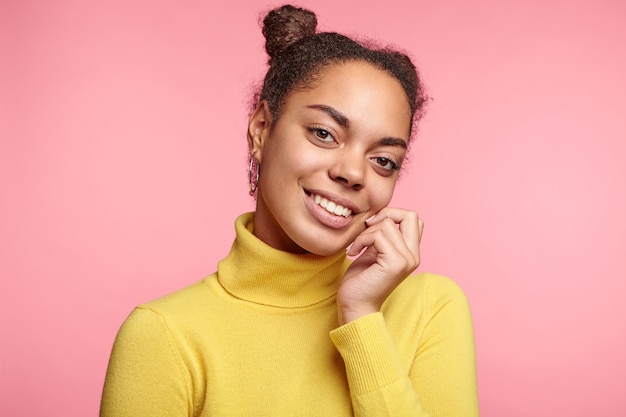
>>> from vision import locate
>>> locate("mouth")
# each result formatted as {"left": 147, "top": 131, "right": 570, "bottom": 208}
{"left": 310, "top": 193, "right": 353, "bottom": 217}
{"left": 304, "top": 189, "right": 359, "bottom": 221}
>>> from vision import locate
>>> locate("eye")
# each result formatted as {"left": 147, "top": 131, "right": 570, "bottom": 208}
{"left": 372, "top": 156, "right": 401, "bottom": 172}
{"left": 308, "top": 127, "right": 336, "bottom": 143}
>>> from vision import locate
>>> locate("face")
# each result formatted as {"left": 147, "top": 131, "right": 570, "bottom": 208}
{"left": 248, "top": 61, "right": 412, "bottom": 255}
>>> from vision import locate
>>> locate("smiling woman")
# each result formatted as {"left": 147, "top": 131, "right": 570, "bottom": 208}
{"left": 250, "top": 61, "right": 411, "bottom": 256}
{"left": 100, "top": 4, "right": 479, "bottom": 417}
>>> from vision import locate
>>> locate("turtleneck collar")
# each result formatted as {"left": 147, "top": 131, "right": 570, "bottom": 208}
{"left": 216, "top": 213, "right": 351, "bottom": 309}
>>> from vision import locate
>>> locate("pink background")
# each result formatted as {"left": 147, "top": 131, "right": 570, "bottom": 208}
{"left": 2, "top": 0, "right": 625, "bottom": 415}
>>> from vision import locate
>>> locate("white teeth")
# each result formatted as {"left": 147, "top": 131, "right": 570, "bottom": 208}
{"left": 311, "top": 193, "right": 352, "bottom": 217}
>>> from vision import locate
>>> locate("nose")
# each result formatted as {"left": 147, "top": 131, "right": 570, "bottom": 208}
{"left": 329, "top": 151, "right": 365, "bottom": 191}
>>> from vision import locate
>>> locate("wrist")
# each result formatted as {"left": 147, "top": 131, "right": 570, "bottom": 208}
{"left": 338, "top": 304, "right": 379, "bottom": 325}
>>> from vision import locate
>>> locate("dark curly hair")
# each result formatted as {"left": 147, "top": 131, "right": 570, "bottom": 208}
{"left": 253, "top": 4, "right": 428, "bottom": 140}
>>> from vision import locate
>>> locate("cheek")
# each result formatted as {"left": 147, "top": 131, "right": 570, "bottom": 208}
{"left": 369, "top": 179, "right": 397, "bottom": 210}
{"left": 288, "top": 146, "right": 332, "bottom": 177}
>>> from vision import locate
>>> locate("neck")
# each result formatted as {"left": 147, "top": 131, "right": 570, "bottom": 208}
{"left": 216, "top": 213, "right": 351, "bottom": 309}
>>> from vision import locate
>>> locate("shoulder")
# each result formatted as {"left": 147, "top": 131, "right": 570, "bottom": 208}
{"left": 110, "top": 276, "right": 219, "bottom": 354}
{"left": 383, "top": 272, "right": 472, "bottom": 321}
{"left": 141, "top": 278, "right": 212, "bottom": 311}
{"left": 119, "top": 275, "right": 218, "bottom": 331}
{"left": 395, "top": 272, "right": 469, "bottom": 303}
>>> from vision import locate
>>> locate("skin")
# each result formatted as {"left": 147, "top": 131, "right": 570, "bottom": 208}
{"left": 248, "top": 61, "right": 424, "bottom": 324}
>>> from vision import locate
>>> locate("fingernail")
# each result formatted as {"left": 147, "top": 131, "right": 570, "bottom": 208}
{"left": 365, "top": 214, "right": 376, "bottom": 224}
{"left": 346, "top": 243, "right": 353, "bottom": 253}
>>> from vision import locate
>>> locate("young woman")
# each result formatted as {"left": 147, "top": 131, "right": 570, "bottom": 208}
{"left": 100, "top": 5, "right": 478, "bottom": 416}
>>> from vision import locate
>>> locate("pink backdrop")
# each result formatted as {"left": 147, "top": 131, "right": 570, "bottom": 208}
{"left": 2, "top": 0, "right": 625, "bottom": 415}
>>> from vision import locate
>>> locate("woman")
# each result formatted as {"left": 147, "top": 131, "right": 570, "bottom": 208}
{"left": 100, "top": 5, "right": 478, "bottom": 416}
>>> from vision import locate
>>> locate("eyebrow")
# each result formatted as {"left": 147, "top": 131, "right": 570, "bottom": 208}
{"left": 307, "top": 104, "right": 349, "bottom": 128}
{"left": 378, "top": 137, "right": 408, "bottom": 149}
{"left": 307, "top": 104, "right": 408, "bottom": 149}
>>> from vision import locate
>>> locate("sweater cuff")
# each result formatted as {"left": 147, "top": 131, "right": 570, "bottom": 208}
{"left": 329, "top": 312, "right": 405, "bottom": 395}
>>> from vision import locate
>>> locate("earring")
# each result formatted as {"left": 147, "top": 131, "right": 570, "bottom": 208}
{"left": 248, "top": 156, "right": 260, "bottom": 195}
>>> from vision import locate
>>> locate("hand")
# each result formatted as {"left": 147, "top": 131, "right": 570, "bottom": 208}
{"left": 337, "top": 208, "right": 424, "bottom": 325}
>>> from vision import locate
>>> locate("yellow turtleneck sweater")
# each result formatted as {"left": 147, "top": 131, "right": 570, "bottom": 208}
{"left": 100, "top": 213, "right": 478, "bottom": 416}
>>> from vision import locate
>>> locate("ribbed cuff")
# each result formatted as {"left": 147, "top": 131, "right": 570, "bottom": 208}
{"left": 329, "top": 312, "right": 405, "bottom": 395}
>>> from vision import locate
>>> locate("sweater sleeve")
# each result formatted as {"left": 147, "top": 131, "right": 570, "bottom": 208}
{"left": 100, "top": 307, "right": 192, "bottom": 417}
{"left": 329, "top": 277, "right": 479, "bottom": 417}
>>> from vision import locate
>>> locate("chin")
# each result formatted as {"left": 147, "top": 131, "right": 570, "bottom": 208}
{"left": 295, "top": 230, "right": 355, "bottom": 257}
{"left": 304, "top": 245, "right": 346, "bottom": 257}
{"left": 317, "top": 243, "right": 346, "bottom": 255}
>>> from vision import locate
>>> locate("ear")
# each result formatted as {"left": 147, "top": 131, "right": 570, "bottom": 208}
{"left": 247, "top": 101, "right": 272, "bottom": 163}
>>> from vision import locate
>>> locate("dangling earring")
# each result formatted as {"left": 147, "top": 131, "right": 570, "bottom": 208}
{"left": 248, "top": 153, "right": 260, "bottom": 195}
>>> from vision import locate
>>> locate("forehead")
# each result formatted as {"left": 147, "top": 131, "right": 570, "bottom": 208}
{"left": 283, "top": 61, "right": 412, "bottom": 137}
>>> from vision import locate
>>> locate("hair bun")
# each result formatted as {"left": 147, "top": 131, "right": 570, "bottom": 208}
{"left": 262, "top": 5, "right": 317, "bottom": 63}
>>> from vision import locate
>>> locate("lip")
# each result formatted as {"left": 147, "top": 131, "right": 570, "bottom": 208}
{"left": 303, "top": 188, "right": 360, "bottom": 230}
{"left": 304, "top": 188, "right": 361, "bottom": 214}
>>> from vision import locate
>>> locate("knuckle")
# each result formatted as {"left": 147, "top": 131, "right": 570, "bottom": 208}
{"left": 382, "top": 218, "right": 396, "bottom": 228}
{"left": 405, "top": 253, "right": 419, "bottom": 270}
{"left": 407, "top": 210, "right": 419, "bottom": 221}
{"left": 399, "top": 254, "right": 413, "bottom": 270}
{"left": 412, "top": 254, "right": 420, "bottom": 269}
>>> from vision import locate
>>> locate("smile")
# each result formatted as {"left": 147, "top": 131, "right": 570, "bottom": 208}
{"left": 311, "top": 193, "right": 353, "bottom": 217}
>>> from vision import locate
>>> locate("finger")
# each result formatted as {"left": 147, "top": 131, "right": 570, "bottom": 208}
{"left": 350, "top": 220, "right": 421, "bottom": 276}
{"left": 418, "top": 217, "right": 424, "bottom": 244}
{"left": 348, "top": 218, "right": 415, "bottom": 264}
{"left": 347, "top": 220, "right": 404, "bottom": 258}
{"left": 366, "top": 208, "right": 421, "bottom": 255}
